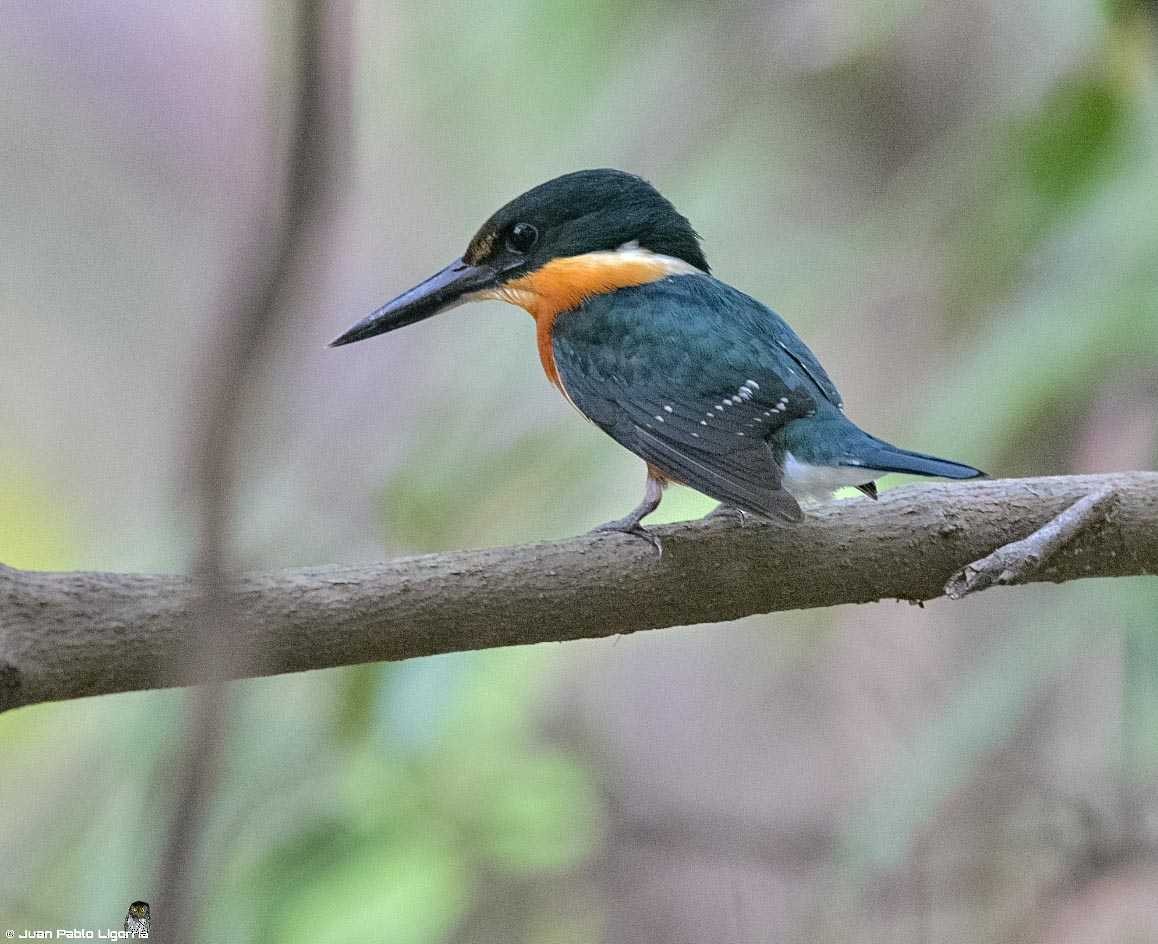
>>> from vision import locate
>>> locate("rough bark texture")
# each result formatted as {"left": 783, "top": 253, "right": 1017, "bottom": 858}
{"left": 944, "top": 487, "right": 1120, "bottom": 598}
{"left": 1, "top": 472, "right": 1155, "bottom": 713}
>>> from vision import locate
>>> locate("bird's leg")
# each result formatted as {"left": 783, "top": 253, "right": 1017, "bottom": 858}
{"left": 591, "top": 472, "right": 665, "bottom": 554}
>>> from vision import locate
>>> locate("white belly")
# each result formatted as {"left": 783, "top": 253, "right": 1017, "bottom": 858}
{"left": 781, "top": 452, "right": 880, "bottom": 503}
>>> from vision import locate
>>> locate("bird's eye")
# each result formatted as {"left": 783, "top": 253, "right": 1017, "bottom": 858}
{"left": 506, "top": 222, "right": 538, "bottom": 254}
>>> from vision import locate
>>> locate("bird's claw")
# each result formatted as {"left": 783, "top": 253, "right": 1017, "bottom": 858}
{"left": 590, "top": 519, "right": 663, "bottom": 557}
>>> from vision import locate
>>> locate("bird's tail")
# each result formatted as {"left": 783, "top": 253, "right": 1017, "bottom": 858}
{"left": 781, "top": 414, "right": 984, "bottom": 480}
{"left": 847, "top": 440, "right": 983, "bottom": 479}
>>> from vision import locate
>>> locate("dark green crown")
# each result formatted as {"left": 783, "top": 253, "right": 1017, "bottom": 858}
{"left": 466, "top": 169, "right": 710, "bottom": 277}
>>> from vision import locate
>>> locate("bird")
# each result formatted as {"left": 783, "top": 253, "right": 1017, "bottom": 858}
{"left": 123, "top": 900, "right": 151, "bottom": 936}
{"left": 332, "top": 169, "right": 982, "bottom": 548}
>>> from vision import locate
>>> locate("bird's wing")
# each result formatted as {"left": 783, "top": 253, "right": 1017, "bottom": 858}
{"left": 550, "top": 275, "right": 823, "bottom": 520}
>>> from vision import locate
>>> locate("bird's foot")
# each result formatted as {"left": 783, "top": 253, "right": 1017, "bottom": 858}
{"left": 703, "top": 503, "right": 749, "bottom": 525}
{"left": 590, "top": 517, "right": 663, "bottom": 557}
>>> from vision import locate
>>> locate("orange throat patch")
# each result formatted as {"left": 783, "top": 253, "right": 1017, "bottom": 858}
{"left": 474, "top": 250, "right": 698, "bottom": 389}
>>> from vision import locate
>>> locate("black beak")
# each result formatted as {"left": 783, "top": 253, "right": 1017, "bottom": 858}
{"left": 330, "top": 257, "right": 501, "bottom": 347}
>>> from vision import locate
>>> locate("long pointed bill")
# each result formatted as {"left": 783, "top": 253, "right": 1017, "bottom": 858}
{"left": 330, "top": 257, "right": 501, "bottom": 347}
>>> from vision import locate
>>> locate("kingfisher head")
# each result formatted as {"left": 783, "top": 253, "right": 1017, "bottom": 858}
{"left": 330, "top": 169, "right": 708, "bottom": 346}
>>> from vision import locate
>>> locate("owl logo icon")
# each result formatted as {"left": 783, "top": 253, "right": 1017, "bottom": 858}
{"left": 123, "top": 901, "right": 151, "bottom": 936}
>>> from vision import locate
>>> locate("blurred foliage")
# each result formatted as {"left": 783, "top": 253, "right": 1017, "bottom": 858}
{"left": 379, "top": 423, "right": 718, "bottom": 551}
{"left": 1123, "top": 583, "right": 1158, "bottom": 780}
{"left": 0, "top": 466, "right": 73, "bottom": 570}
{"left": 379, "top": 426, "right": 613, "bottom": 551}
{"left": 1, "top": 0, "right": 1157, "bottom": 941}
{"left": 948, "top": 63, "right": 1130, "bottom": 318}
{"left": 191, "top": 650, "right": 602, "bottom": 943}
{"left": 841, "top": 582, "right": 1131, "bottom": 871}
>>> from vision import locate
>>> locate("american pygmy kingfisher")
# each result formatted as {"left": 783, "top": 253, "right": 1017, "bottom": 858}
{"left": 333, "top": 169, "right": 982, "bottom": 546}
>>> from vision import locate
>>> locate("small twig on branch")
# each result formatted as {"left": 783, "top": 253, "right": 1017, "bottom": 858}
{"left": 1, "top": 472, "right": 1156, "bottom": 716}
{"left": 944, "top": 488, "right": 1118, "bottom": 599}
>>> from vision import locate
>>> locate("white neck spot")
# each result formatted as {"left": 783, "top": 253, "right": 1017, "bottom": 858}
{"left": 598, "top": 245, "right": 701, "bottom": 276}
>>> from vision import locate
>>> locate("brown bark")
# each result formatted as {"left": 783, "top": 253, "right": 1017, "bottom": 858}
{"left": 1, "top": 472, "right": 1155, "bottom": 714}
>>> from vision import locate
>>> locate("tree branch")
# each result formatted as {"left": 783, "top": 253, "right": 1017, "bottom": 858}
{"left": 1, "top": 472, "right": 1155, "bottom": 714}
{"left": 945, "top": 487, "right": 1119, "bottom": 599}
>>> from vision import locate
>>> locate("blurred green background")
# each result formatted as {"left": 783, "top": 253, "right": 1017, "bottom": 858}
{"left": 2, "top": 0, "right": 1158, "bottom": 940}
